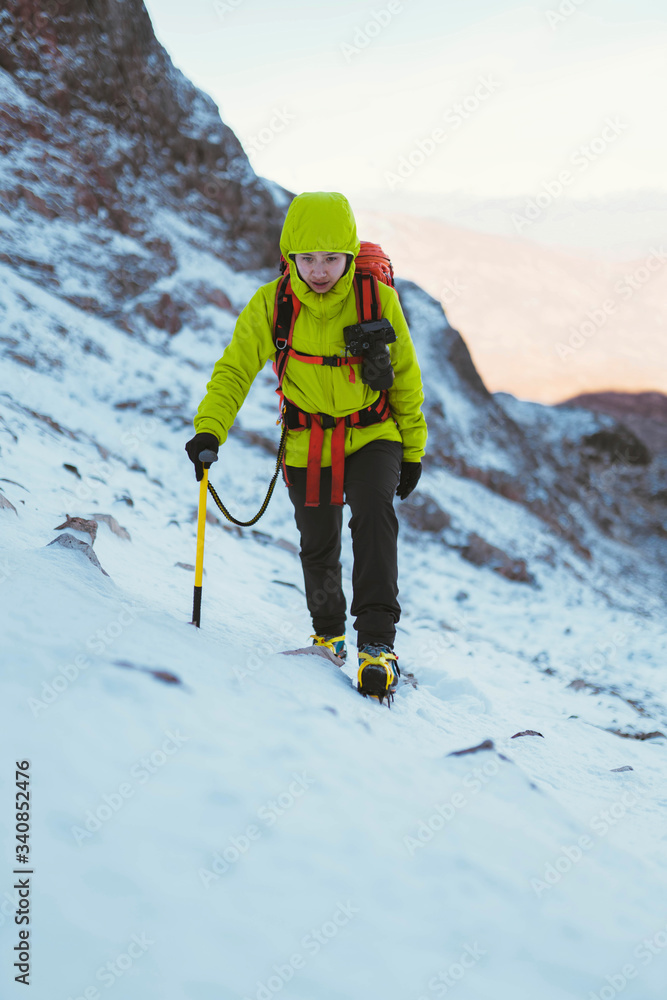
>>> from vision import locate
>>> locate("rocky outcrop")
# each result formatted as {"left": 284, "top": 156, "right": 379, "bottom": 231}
{"left": 0, "top": 0, "right": 289, "bottom": 328}
{"left": 55, "top": 515, "right": 98, "bottom": 544}
{"left": 460, "top": 533, "right": 536, "bottom": 585}
{"left": 580, "top": 427, "right": 651, "bottom": 467}
{"left": 561, "top": 391, "right": 667, "bottom": 456}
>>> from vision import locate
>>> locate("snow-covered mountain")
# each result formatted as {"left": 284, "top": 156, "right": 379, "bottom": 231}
{"left": 2, "top": 5, "right": 667, "bottom": 1000}
{"left": 561, "top": 391, "right": 667, "bottom": 456}
{"left": 0, "top": 0, "right": 288, "bottom": 337}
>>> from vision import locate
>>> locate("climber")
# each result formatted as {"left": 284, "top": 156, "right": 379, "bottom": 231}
{"left": 186, "top": 191, "right": 427, "bottom": 701}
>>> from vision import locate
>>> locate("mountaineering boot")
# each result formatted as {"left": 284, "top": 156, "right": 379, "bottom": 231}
{"left": 311, "top": 634, "right": 347, "bottom": 661}
{"left": 357, "top": 643, "right": 399, "bottom": 704}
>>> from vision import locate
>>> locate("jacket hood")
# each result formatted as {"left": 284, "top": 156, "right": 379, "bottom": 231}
{"left": 279, "top": 192, "right": 361, "bottom": 306}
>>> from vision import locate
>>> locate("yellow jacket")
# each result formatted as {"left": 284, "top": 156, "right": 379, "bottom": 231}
{"left": 194, "top": 192, "right": 427, "bottom": 467}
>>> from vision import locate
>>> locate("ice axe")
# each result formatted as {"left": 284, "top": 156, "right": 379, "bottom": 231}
{"left": 191, "top": 448, "right": 218, "bottom": 628}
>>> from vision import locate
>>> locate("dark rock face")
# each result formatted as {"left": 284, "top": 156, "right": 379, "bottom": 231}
{"left": 136, "top": 292, "right": 194, "bottom": 336}
{"left": 581, "top": 428, "right": 651, "bottom": 467}
{"left": 460, "top": 533, "right": 535, "bottom": 585}
{"left": 560, "top": 391, "right": 667, "bottom": 456}
{"left": 0, "top": 0, "right": 288, "bottom": 286}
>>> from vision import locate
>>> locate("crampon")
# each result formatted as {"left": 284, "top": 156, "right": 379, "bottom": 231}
{"left": 357, "top": 644, "right": 399, "bottom": 707}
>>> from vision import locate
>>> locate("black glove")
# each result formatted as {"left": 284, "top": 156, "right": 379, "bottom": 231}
{"left": 185, "top": 432, "right": 219, "bottom": 482}
{"left": 396, "top": 461, "right": 421, "bottom": 500}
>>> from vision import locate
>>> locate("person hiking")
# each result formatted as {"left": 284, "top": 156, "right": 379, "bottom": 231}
{"left": 186, "top": 191, "right": 427, "bottom": 702}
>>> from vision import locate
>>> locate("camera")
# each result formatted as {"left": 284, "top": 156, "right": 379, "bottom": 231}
{"left": 343, "top": 318, "right": 397, "bottom": 390}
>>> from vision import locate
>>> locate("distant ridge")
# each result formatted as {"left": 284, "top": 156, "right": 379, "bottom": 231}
{"left": 559, "top": 391, "right": 667, "bottom": 454}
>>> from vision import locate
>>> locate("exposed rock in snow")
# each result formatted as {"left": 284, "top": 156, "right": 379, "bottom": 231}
{"left": 55, "top": 514, "right": 98, "bottom": 544}
{"left": 47, "top": 531, "right": 108, "bottom": 574}
{"left": 607, "top": 729, "right": 666, "bottom": 741}
{"left": 0, "top": 491, "right": 17, "bottom": 513}
{"left": 448, "top": 739, "right": 495, "bottom": 756}
{"left": 460, "top": 532, "right": 536, "bottom": 585}
{"left": 113, "top": 659, "right": 183, "bottom": 686}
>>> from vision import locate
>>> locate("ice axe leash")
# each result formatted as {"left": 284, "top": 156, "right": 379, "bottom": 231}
{"left": 190, "top": 427, "right": 288, "bottom": 627}
{"left": 206, "top": 422, "right": 288, "bottom": 528}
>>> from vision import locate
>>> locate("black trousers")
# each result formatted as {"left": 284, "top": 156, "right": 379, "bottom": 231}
{"left": 286, "top": 439, "right": 402, "bottom": 649}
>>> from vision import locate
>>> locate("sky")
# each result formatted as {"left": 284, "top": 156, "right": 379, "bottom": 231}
{"left": 142, "top": 0, "right": 667, "bottom": 209}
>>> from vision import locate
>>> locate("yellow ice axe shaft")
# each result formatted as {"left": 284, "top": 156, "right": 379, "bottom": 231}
{"left": 191, "top": 449, "right": 217, "bottom": 627}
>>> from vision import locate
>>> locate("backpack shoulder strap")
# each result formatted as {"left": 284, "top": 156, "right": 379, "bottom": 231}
{"left": 273, "top": 275, "right": 301, "bottom": 389}
{"left": 353, "top": 271, "right": 382, "bottom": 322}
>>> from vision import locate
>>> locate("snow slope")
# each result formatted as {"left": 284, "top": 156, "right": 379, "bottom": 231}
{"left": 2, "top": 260, "right": 667, "bottom": 1000}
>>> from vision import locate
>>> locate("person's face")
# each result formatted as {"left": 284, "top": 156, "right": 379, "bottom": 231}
{"left": 294, "top": 252, "right": 348, "bottom": 294}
